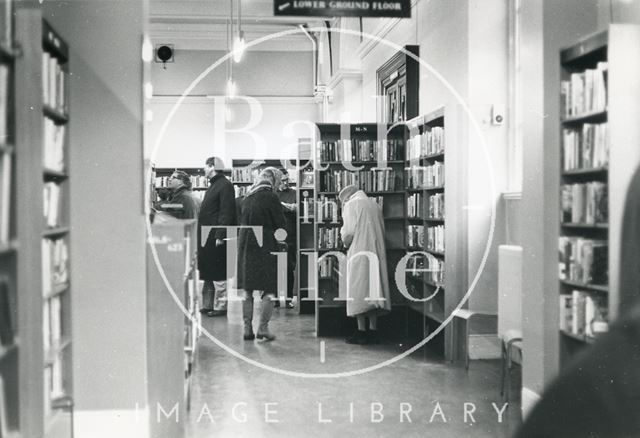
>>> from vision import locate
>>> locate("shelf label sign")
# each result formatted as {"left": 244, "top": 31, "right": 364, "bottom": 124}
{"left": 274, "top": 0, "right": 411, "bottom": 18}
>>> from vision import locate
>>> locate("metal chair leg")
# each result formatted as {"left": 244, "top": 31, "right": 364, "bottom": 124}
{"left": 500, "top": 341, "right": 506, "bottom": 397}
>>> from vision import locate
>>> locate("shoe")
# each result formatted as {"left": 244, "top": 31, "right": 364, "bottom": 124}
{"left": 256, "top": 332, "right": 276, "bottom": 341}
{"left": 243, "top": 295, "right": 254, "bottom": 341}
{"left": 199, "top": 308, "right": 213, "bottom": 314}
{"left": 345, "top": 330, "right": 368, "bottom": 345}
{"left": 367, "top": 329, "right": 380, "bottom": 344}
{"left": 257, "top": 296, "right": 275, "bottom": 341}
{"left": 206, "top": 309, "right": 227, "bottom": 317}
{"left": 286, "top": 301, "right": 295, "bottom": 309}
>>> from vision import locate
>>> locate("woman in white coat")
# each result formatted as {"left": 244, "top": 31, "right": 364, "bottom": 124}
{"left": 338, "top": 185, "right": 391, "bottom": 344}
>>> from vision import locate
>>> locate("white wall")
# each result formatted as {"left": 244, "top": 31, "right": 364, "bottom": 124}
{"left": 148, "top": 96, "right": 319, "bottom": 167}
{"left": 148, "top": 48, "right": 319, "bottom": 166}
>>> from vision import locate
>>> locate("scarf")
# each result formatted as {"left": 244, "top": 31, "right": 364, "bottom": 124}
{"left": 246, "top": 180, "right": 273, "bottom": 198}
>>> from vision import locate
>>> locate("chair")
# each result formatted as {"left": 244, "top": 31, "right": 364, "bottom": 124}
{"left": 498, "top": 245, "right": 523, "bottom": 401}
{"left": 451, "top": 309, "right": 498, "bottom": 370}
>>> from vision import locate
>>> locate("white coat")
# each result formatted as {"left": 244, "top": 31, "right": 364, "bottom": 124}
{"left": 340, "top": 191, "right": 392, "bottom": 317}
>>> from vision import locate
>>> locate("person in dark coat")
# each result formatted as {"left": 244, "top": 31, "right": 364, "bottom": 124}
{"left": 197, "top": 157, "right": 237, "bottom": 317}
{"left": 237, "top": 167, "right": 287, "bottom": 341}
{"left": 164, "top": 170, "right": 199, "bottom": 219}
{"left": 515, "top": 164, "right": 640, "bottom": 438}
{"left": 276, "top": 169, "right": 297, "bottom": 309}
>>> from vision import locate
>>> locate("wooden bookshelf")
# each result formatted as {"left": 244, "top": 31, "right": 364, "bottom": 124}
{"left": 13, "top": 10, "right": 73, "bottom": 437}
{"left": 146, "top": 220, "right": 199, "bottom": 436}
{"left": 556, "top": 27, "right": 640, "bottom": 364}
{"left": 297, "top": 140, "right": 316, "bottom": 315}
{"left": 0, "top": 1, "right": 19, "bottom": 435}
{"left": 231, "top": 159, "right": 296, "bottom": 197}
{"left": 313, "top": 122, "right": 407, "bottom": 337}
{"left": 403, "top": 108, "right": 448, "bottom": 357}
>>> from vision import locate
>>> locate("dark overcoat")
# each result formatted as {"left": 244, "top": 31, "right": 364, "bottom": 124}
{"left": 197, "top": 174, "right": 237, "bottom": 281}
{"left": 166, "top": 187, "right": 199, "bottom": 219}
{"left": 237, "top": 186, "right": 286, "bottom": 295}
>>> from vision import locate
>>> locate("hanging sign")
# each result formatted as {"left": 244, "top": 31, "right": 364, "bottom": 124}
{"left": 274, "top": 0, "right": 411, "bottom": 18}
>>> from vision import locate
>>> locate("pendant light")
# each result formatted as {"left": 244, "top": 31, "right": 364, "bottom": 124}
{"left": 226, "top": 17, "right": 237, "bottom": 100}
{"left": 232, "top": 0, "right": 245, "bottom": 63}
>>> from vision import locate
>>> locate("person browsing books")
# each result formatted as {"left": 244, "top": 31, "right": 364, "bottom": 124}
{"left": 339, "top": 184, "right": 391, "bottom": 345}
{"left": 164, "top": 170, "right": 199, "bottom": 220}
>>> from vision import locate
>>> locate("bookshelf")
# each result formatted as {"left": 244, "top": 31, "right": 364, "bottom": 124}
{"left": 297, "top": 139, "right": 316, "bottom": 315}
{"left": 0, "top": 1, "right": 19, "bottom": 436}
{"left": 558, "top": 30, "right": 609, "bottom": 355}
{"left": 557, "top": 26, "right": 640, "bottom": 364}
{"left": 404, "top": 108, "right": 448, "bottom": 356}
{"left": 230, "top": 159, "right": 296, "bottom": 198}
{"left": 313, "top": 123, "right": 408, "bottom": 337}
{"left": 146, "top": 220, "right": 199, "bottom": 436}
{"left": 13, "top": 9, "right": 73, "bottom": 437}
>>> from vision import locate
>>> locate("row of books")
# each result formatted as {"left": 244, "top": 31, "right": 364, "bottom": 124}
{"left": 406, "top": 162, "right": 444, "bottom": 189}
{"left": 406, "top": 126, "right": 445, "bottom": 160}
{"left": 429, "top": 193, "right": 444, "bottom": 219}
{"left": 0, "top": 64, "right": 7, "bottom": 142}
{"left": 0, "top": 277, "right": 13, "bottom": 346}
{"left": 562, "top": 123, "right": 608, "bottom": 171}
{"left": 561, "top": 62, "right": 607, "bottom": 118}
{"left": 44, "top": 355, "right": 65, "bottom": 418}
{"left": 42, "top": 238, "right": 69, "bottom": 297}
{"left": 318, "top": 227, "right": 343, "bottom": 250}
{"left": 559, "top": 291, "right": 608, "bottom": 338}
{"left": 406, "top": 254, "right": 444, "bottom": 284}
{"left": 231, "top": 168, "right": 259, "bottom": 183}
{"left": 43, "top": 182, "right": 63, "bottom": 228}
{"left": 43, "top": 295, "right": 63, "bottom": 352}
{"left": 155, "top": 175, "right": 209, "bottom": 188}
{"left": 558, "top": 237, "right": 608, "bottom": 285}
{"left": 561, "top": 182, "right": 607, "bottom": 224}
{"left": 407, "top": 193, "right": 423, "bottom": 218}
{"left": 234, "top": 186, "right": 250, "bottom": 198}
{"left": 318, "top": 139, "right": 404, "bottom": 162}
{"left": 42, "top": 51, "right": 67, "bottom": 114}
{"left": 0, "top": 151, "right": 11, "bottom": 244}
{"left": 319, "top": 169, "right": 397, "bottom": 192}
{"left": 319, "top": 256, "right": 339, "bottom": 278}
{"left": 427, "top": 225, "right": 445, "bottom": 253}
{"left": 407, "top": 225, "right": 424, "bottom": 249}
{"left": 44, "top": 118, "right": 65, "bottom": 171}
{"left": 318, "top": 195, "right": 341, "bottom": 223}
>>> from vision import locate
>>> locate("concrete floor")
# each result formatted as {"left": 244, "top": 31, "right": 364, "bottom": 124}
{"left": 185, "top": 299, "right": 522, "bottom": 438}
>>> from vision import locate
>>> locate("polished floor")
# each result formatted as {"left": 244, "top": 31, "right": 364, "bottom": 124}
{"left": 185, "top": 298, "right": 522, "bottom": 438}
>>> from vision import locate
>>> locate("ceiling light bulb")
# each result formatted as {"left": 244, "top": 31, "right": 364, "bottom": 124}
{"left": 233, "top": 34, "right": 246, "bottom": 63}
{"left": 226, "top": 78, "right": 237, "bottom": 100}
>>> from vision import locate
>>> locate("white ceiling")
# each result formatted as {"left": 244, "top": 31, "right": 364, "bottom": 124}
{"left": 149, "top": 0, "right": 319, "bottom": 51}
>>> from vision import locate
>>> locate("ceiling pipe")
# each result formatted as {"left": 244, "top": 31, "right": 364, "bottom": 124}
{"left": 299, "top": 24, "right": 318, "bottom": 91}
